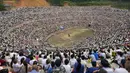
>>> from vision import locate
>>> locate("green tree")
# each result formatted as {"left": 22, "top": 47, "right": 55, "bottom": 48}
{"left": 0, "top": 0, "right": 6, "bottom": 11}
{"left": 0, "top": 4, "right": 6, "bottom": 11}
{"left": 48, "top": 0, "right": 71, "bottom": 5}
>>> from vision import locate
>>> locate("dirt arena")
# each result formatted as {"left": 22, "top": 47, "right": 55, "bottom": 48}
{"left": 48, "top": 27, "right": 94, "bottom": 48}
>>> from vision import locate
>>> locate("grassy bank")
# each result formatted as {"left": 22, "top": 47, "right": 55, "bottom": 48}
{"left": 111, "top": 2, "right": 130, "bottom": 9}
{"left": 0, "top": 4, "right": 6, "bottom": 11}
{"left": 48, "top": 0, "right": 130, "bottom": 10}
{"left": 69, "top": 1, "right": 130, "bottom": 10}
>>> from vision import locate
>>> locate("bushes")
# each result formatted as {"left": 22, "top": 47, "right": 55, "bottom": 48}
{"left": 73, "top": 1, "right": 113, "bottom": 6}
{"left": 0, "top": 0, "right": 6, "bottom": 11}
{"left": 0, "top": 4, "right": 6, "bottom": 11}
{"left": 48, "top": 0, "right": 71, "bottom": 6}
{"left": 43, "top": 0, "right": 130, "bottom": 10}
{"left": 111, "top": 2, "right": 130, "bottom": 9}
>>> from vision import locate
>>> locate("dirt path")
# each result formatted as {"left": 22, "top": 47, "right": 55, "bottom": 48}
{"left": 16, "top": 0, "right": 50, "bottom": 7}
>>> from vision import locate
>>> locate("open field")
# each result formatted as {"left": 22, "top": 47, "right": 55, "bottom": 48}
{"left": 48, "top": 27, "right": 94, "bottom": 48}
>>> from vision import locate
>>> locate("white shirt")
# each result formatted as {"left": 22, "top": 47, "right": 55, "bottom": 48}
{"left": 38, "top": 57, "right": 43, "bottom": 67}
{"left": 10, "top": 52, "right": 15, "bottom": 58}
{"left": 42, "top": 59, "right": 47, "bottom": 67}
{"left": 90, "top": 54, "right": 96, "bottom": 62}
{"left": 83, "top": 51, "right": 88, "bottom": 58}
{"left": 60, "top": 52, "right": 64, "bottom": 58}
{"left": 103, "top": 68, "right": 114, "bottom": 73}
{"left": 114, "top": 68, "right": 128, "bottom": 73}
{"left": 29, "top": 59, "right": 35, "bottom": 65}
{"left": 115, "top": 55, "right": 124, "bottom": 64}
{"left": 17, "top": 56, "right": 26, "bottom": 63}
{"left": 100, "top": 53, "right": 106, "bottom": 59}
{"left": 81, "top": 60, "right": 87, "bottom": 68}
{"left": 70, "top": 58, "right": 77, "bottom": 67}
{"left": 38, "top": 58, "right": 43, "bottom": 64}
{"left": 63, "top": 64, "right": 71, "bottom": 73}
{"left": 12, "top": 63, "right": 23, "bottom": 72}
{"left": 5, "top": 56, "right": 11, "bottom": 63}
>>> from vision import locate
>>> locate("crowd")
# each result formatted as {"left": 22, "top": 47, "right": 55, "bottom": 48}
{"left": 0, "top": 6, "right": 130, "bottom": 73}
{"left": 0, "top": 6, "right": 129, "bottom": 49}
{"left": 0, "top": 45, "right": 130, "bottom": 73}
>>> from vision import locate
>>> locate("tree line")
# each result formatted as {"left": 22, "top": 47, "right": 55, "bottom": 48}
{"left": 0, "top": 0, "right": 6, "bottom": 11}
{"left": 48, "top": 0, "right": 130, "bottom": 6}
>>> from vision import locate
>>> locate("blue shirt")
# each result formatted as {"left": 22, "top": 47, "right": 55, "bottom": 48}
{"left": 47, "top": 67, "right": 53, "bottom": 73}
{"left": 86, "top": 67, "right": 99, "bottom": 73}
{"left": 28, "top": 70, "right": 40, "bottom": 73}
{"left": 26, "top": 58, "right": 30, "bottom": 64}
{"left": 73, "top": 62, "right": 84, "bottom": 73}
{"left": 93, "top": 53, "right": 99, "bottom": 60}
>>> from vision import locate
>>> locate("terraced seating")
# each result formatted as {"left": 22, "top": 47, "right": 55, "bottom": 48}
{"left": 0, "top": 6, "right": 129, "bottom": 50}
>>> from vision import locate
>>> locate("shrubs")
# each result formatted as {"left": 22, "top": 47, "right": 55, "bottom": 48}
{"left": 48, "top": 0, "right": 130, "bottom": 10}
{"left": 0, "top": 4, "right": 6, "bottom": 11}
{"left": 74, "top": 1, "right": 112, "bottom": 6}
{"left": 111, "top": 2, "right": 130, "bottom": 9}
{"left": 48, "top": 0, "right": 72, "bottom": 6}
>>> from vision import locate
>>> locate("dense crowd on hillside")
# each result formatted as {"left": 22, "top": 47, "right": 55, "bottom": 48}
{"left": 0, "top": 6, "right": 129, "bottom": 49}
{"left": 0, "top": 6, "right": 130, "bottom": 73}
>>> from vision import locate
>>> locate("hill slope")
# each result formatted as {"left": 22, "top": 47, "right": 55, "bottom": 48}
{"left": 16, "top": 0, "right": 49, "bottom": 7}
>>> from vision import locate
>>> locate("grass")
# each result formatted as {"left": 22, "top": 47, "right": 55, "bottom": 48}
{"left": 47, "top": 27, "right": 94, "bottom": 48}
{"left": 111, "top": 2, "right": 130, "bottom": 10}
{"left": 67, "top": 1, "right": 130, "bottom": 10}
{"left": 0, "top": 4, "right": 6, "bottom": 11}
{"left": 72, "top": 1, "right": 113, "bottom": 6}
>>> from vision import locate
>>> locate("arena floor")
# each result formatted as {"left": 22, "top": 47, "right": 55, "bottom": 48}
{"left": 48, "top": 27, "right": 94, "bottom": 48}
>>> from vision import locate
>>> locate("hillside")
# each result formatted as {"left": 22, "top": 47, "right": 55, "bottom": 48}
{"left": 16, "top": 0, "right": 50, "bottom": 7}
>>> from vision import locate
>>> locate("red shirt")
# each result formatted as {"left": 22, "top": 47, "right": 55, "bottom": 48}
{"left": 0, "top": 59, "right": 6, "bottom": 66}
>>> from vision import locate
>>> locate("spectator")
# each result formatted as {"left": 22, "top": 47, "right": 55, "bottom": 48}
{"left": 47, "top": 61, "right": 55, "bottom": 73}
{"left": 73, "top": 58, "right": 84, "bottom": 73}
{"left": 86, "top": 61, "right": 98, "bottom": 73}
{"left": 52, "top": 59, "right": 65, "bottom": 73}
{"left": 93, "top": 50, "right": 99, "bottom": 60}
{"left": 63, "top": 59, "right": 71, "bottom": 73}
{"left": 70, "top": 54, "right": 77, "bottom": 68}
{"left": 28, "top": 65, "right": 39, "bottom": 73}
{"left": 100, "top": 59, "right": 114, "bottom": 73}
{"left": 12, "top": 59, "right": 23, "bottom": 73}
